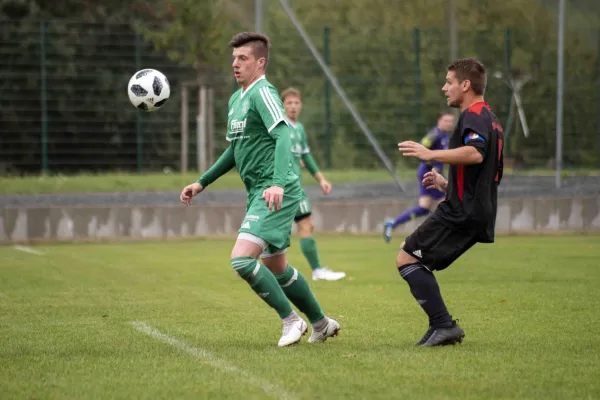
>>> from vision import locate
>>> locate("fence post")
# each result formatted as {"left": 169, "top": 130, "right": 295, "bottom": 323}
{"left": 181, "top": 85, "right": 189, "bottom": 174}
{"left": 555, "top": 0, "right": 565, "bottom": 188}
{"left": 40, "top": 20, "right": 48, "bottom": 174}
{"left": 504, "top": 27, "right": 512, "bottom": 155}
{"left": 208, "top": 87, "right": 215, "bottom": 166}
{"left": 197, "top": 85, "right": 208, "bottom": 173}
{"left": 597, "top": 29, "right": 600, "bottom": 168}
{"left": 413, "top": 27, "right": 422, "bottom": 137}
{"left": 135, "top": 32, "right": 143, "bottom": 173}
{"left": 323, "top": 24, "right": 332, "bottom": 169}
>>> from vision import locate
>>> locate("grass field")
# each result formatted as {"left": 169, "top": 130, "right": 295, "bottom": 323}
{"left": 1, "top": 168, "right": 599, "bottom": 194}
{"left": 1, "top": 234, "right": 600, "bottom": 399}
{"left": 0, "top": 170, "right": 392, "bottom": 195}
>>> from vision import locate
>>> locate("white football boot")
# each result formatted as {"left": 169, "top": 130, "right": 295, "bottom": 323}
{"left": 278, "top": 315, "right": 308, "bottom": 347}
{"left": 312, "top": 267, "right": 346, "bottom": 281}
{"left": 308, "top": 317, "right": 340, "bottom": 343}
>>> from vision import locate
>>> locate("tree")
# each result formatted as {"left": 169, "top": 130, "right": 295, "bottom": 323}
{"left": 134, "top": 0, "right": 243, "bottom": 77}
{"left": 258, "top": 0, "right": 600, "bottom": 168}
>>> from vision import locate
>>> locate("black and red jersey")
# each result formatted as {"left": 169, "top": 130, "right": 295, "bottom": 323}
{"left": 435, "top": 102, "right": 504, "bottom": 243}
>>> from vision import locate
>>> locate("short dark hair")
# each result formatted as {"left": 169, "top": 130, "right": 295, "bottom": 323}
{"left": 448, "top": 58, "right": 487, "bottom": 95}
{"left": 280, "top": 87, "right": 301, "bottom": 102}
{"left": 229, "top": 32, "right": 270, "bottom": 68}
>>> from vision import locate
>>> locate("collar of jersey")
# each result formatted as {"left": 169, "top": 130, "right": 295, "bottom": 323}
{"left": 240, "top": 75, "right": 266, "bottom": 98}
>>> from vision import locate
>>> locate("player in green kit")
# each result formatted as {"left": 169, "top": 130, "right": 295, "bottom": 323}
{"left": 180, "top": 32, "right": 340, "bottom": 347}
{"left": 280, "top": 87, "right": 346, "bottom": 281}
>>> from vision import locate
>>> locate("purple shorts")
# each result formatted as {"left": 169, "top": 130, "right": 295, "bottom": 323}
{"left": 417, "top": 163, "right": 445, "bottom": 199}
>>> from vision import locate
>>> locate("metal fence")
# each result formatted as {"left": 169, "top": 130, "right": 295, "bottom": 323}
{"left": 1, "top": 19, "right": 599, "bottom": 174}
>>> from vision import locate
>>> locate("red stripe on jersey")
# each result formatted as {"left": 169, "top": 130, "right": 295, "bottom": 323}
{"left": 467, "top": 102, "right": 491, "bottom": 115}
{"left": 457, "top": 164, "right": 465, "bottom": 200}
{"left": 495, "top": 138, "right": 504, "bottom": 182}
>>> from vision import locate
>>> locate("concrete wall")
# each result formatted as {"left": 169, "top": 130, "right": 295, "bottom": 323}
{"left": 1, "top": 196, "right": 599, "bottom": 244}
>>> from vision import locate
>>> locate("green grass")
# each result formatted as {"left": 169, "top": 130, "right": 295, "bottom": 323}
{"left": 1, "top": 168, "right": 598, "bottom": 195}
{"left": 1, "top": 234, "right": 599, "bottom": 399}
{"left": 0, "top": 170, "right": 397, "bottom": 195}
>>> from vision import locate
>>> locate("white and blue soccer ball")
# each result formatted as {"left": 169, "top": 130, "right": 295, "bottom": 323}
{"left": 127, "top": 68, "right": 170, "bottom": 111}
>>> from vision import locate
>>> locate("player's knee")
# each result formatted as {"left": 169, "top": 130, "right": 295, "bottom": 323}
{"left": 298, "top": 218, "right": 314, "bottom": 236}
{"left": 231, "top": 256, "right": 259, "bottom": 281}
{"left": 396, "top": 247, "right": 416, "bottom": 269}
{"left": 306, "top": 221, "right": 314, "bottom": 235}
{"left": 275, "top": 265, "right": 297, "bottom": 287}
{"left": 418, "top": 196, "right": 434, "bottom": 210}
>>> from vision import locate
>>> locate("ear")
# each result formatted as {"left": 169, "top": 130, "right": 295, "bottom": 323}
{"left": 461, "top": 79, "right": 471, "bottom": 92}
{"left": 258, "top": 57, "right": 266, "bottom": 69}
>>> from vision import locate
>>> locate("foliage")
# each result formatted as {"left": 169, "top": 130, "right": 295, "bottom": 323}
{"left": 0, "top": 0, "right": 599, "bottom": 173}
{"left": 260, "top": 0, "right": 600, "bottom": 169}
{"left": 134, "top": 0, "right": 239, "bottom": 75}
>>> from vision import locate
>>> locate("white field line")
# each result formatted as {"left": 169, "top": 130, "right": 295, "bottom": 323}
{"left": 129, "top": 321, "right": 296, "bottom": 400}
{"left": 13, "top": 245, "right": 44, "bottom": 255}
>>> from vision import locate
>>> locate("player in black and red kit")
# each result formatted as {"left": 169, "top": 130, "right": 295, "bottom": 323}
{"left": 396, "top": 58, "right": 504, "bottom": 347}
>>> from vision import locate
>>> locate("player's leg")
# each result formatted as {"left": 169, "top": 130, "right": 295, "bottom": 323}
{"left": 233, "top": 198, "right": 308, "bottom": 347}
{"left": 396, "top": 216, "right": 471, "bottom": 346}
{"left": 262, "top": 251, "right": 340, "bottom": 343}
{"left": 384, "top": 195, "right": 434, "bottom": 243}
{"left": 260, "top": 191, "right": 340, "bottom": 343}
{"left": 384, "top": 165, "right": 439, "bottom": 243}
{"left": 296, "top": 207, "right": 346, "bottom": 281}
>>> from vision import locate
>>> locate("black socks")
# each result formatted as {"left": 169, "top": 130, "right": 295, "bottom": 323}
{"left": 399, "top": 263, "right": 453, "bottom": 328}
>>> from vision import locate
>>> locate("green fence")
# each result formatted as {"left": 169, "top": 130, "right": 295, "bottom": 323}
{"left": 1, "top": 19, "right": 599, "bottom": 174}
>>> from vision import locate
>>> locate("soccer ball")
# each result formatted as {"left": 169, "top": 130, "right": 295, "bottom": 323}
{"left": 127, "top": 69, "right": 170, "bottom": 111}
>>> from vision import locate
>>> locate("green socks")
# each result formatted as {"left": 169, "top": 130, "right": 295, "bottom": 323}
{"left": 275, "top": 265, "right": 325, "bottom": 324}
{"left": 300, "top": 237, "right": 321, "bottom": 271}
{"left": 231, "top": 257, "right": 293, "bottom": 319}
{"left": 231, "top": 257, "right": 326, "bottom": 324}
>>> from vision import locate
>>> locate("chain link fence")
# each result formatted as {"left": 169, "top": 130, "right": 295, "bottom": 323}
{"left": 1, "top": 18, "right": 599, "bottom": 174}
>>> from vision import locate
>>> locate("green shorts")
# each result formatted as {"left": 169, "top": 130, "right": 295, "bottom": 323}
{"left": 238, "top": 185, "right": 301, "bottom": 255}
{"left": 294, "top": 190, "right": 312, "bottom": 221}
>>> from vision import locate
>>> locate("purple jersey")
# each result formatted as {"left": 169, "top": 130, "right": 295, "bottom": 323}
{"left": 419, "top": 126, "right": 449, "bottom": 173}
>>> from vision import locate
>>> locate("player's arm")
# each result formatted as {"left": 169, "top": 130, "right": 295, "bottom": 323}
{"left": 440, "top": 112, "right": 490, "bottom": 165}
{"left": 422, "top": 113, "right": 489, "bottom": 165}
{"left": 399, "top": 140, "right": 483, "bottom": 165}
{"left": 420, "top": 129, "right": 437, "bottom": 149}
{"left": 197, "top": 146, "right": 236, "bottom": 188}
{"left": 181, "top": 147, "right": 235, "bottom": 205}
{"left": 420, "top": 130, "right": 438, "bottom": 168}
{"left": 297, "top": 128, "right": 325, "bottom": 182}
{"left": 299, "top": 132, "right": 331, "bottom": 193}
{"left": 302, "top": 153, "right": 321, "bottom": 180}
{"left": 303, "top": 153, "right": 331, "bottom": 195}
{"left": 255, "top": 86, "right": 291, "bottom": 188}
{"left": 399, "top": 113, "right": 489, "bottom": 165}
{"left": 428, "top": 143, "right": 483, "bottom": 165}
{"left": 270, "top": 122, "right": 292, "bottom": 188}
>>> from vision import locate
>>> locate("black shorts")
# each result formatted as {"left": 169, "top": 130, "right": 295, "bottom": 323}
{"left": 294, "top": 212, "right": 311, "bottom": 222}
{"left": 402, "top": 215, "right": 478, "bottom": 271}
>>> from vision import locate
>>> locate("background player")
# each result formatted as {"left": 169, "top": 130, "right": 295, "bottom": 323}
{"left": 396, "top": 58, "right": 504, "bottom": 347}
{"left": 383, "top": 112, "right": 455, "bottom": 243}
{"left": 180, "top": 32, "right": 340, "bottom": 347}
{"left": 280, "top": 87, "right": 346, "bottom": 281}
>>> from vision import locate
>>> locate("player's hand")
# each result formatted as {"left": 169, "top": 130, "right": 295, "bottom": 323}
{"left": 262, "top": 186, "right": 284, "bottom": 211}
{"left": 319, "top": 179, "right": 332, "bottom": 195}
{"left": 422, "top": 170, "right": 448, "bottom": 193}
{"left": 180, "top": 182, "right": 204, "bottom": 206}
{"left": 299, "top": 160, "right": 306, "bottom": 168}
{"left": 398, "top": 141, "right": 433, "bottom": 161}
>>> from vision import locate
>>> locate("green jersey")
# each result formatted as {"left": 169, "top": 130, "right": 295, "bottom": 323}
{"left": 289, "top": 121, "right": 310, "bottom": 184}
{"left": 226, "top": 76, "right": 298, "bottom": 194}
